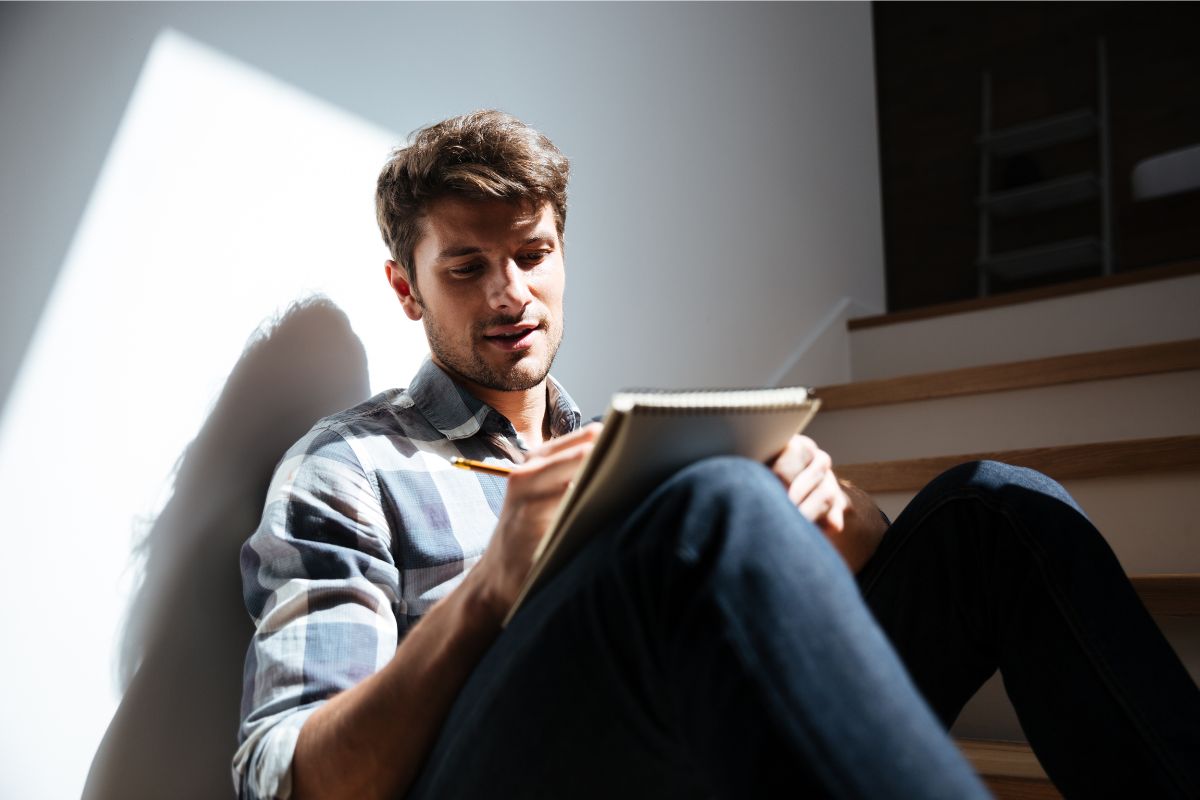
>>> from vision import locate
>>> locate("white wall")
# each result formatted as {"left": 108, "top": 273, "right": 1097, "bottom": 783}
{"left": 0, "top": 3, "right": 883, "bottom": 798}
{"left": 1, "top": 1, "right": 883, "bottom": 415}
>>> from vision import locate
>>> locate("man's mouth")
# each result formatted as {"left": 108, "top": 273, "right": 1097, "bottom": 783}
{"left": 482, "top": 322, "right": 541, "bottom": 352}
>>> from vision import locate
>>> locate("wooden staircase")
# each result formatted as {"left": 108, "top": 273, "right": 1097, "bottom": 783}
{"left": 959, "top": 740, "right": 1062, "bottom": 799}
{"left": 807, "top": 265, "right": 1200, "bottom": 797}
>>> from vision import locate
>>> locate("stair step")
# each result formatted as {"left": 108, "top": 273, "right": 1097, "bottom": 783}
{"left": 979, "top": 777, "right": 1063, "bottom": 800}
{"left": 838, "top": 268, "right": 1200, "bottom": 757}
{"left": 958, "top": 739, "right": 1048, "bottom": 781}
{"left": 837, "top": 436, "right": 1200, "bottom": 493}
{"left": 1131, "top": 574, "right": 1200, "bottom": 616}
{"left": 957, "top": 740, "right": 1060, "bottom": 799}
{"left": 816, "top": 339, "right": 1200, "bottom": 411}
{"left": 847, "top": 261, "right": 1200, "bottom": 380}
{"left": 869, "top": 473, "right": 1200, "bottom": 576}
{"left": 813, "top": 370, "right": 1200, "bottom": 465}
{"left": 952, "top": 614, "right": 1199, "bottom": 745}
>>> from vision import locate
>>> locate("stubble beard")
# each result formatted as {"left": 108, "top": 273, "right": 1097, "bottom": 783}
{"left": 423, "top": 310, "right": 563, "bottom": 393}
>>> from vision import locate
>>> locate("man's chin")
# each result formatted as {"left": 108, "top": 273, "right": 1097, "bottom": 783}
{"left": 436, "top": 352, "right": 551, "bottom": 394}
{"left": 487, "top": 354, "right": 552, "bottom": 392}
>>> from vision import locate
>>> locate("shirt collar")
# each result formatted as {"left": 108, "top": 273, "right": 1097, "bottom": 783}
{"left": 407, "top": 357, "right": 582, "bottom": 443}
{"left": 545, "top": 374, "right": 583, "bottom": 438}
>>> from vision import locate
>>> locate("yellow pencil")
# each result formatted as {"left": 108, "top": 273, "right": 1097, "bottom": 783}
{"left": 449, "top": 456, "right": 514, "bottom": 477}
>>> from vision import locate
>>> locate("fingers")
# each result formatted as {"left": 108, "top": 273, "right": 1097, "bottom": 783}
{"left": 510, "top": 439, "right": 595, "bottom": 499}
{"left": 479, "top": 425, "right": 603, "bottom": 611}
{"left": 775, "top": 435, "right": 848, "bottom": 534}
{"left": 771, "top": 435, "right": 819, "bottom": 487}
{"left": 771, "top": 435, "right": 811, "bottom": 480}
{"left": 796, "top": 465, "right": 835, "bottom": 517}
{"left": 786, "top": 445, "right": 831, "bottom": 507}
{"left": 799, "top": 470, "right": 847, "bottom": 534}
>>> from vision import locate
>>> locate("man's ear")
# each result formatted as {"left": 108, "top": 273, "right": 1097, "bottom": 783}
{"left": 386, "top": 260, "right": 423, "bottom": 321}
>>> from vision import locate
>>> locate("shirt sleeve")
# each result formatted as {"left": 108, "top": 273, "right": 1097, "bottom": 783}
{"left": 233, "top": 424, "right": 400, "bottom": 800}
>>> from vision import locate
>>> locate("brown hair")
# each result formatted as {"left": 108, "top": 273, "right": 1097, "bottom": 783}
{"left": 376, "top": 110, "right": 570, "bottom": 282}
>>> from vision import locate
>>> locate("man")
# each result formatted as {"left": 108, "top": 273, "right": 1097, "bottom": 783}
{"left": 235, "top": 111, "right": 1199, "bottom": 799}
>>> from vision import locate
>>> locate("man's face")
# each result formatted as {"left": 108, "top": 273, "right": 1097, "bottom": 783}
{"left": 389, "top": 197, "right": 565, "bottom": 394}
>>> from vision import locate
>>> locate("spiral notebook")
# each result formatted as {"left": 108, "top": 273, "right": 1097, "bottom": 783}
{"left": 505, "top": 385, "right": 820, "bottom": 623}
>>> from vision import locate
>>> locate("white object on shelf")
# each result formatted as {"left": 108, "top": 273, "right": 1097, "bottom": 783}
{"left": 1132, "top": 143, "right": 1200, "bottom": 201}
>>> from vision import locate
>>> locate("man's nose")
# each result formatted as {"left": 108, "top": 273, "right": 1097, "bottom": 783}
{"left": 487, "top": 260, "right": 534, "bottom": 312}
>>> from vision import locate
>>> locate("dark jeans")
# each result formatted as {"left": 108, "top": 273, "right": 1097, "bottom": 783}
{"left": 407, "top": 458, "right": 1199, "bottom": 799}
{"left": 858, "top": 460, "right": 1200, "bottom": 798}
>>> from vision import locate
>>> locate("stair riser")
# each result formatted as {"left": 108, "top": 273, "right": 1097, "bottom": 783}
{"left": 808, "top": 370, "right": 1200, "bottom": 465}
{"left": 953, "top": 616, "right": 1199, "bottom": 744}
{"left": 849, "top": 273, "right": 1200, "bottom": 380}
{"left": 870, "top": 472, "right": 1200, "bottom": 574}
{"left": 874, "top": 471, "right": 1200, "bottom": 739}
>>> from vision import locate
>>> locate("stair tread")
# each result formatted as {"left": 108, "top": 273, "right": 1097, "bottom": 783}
{"left": 838, "top": 435, "right": 1200, "bottom": 492}
{"left": 840, "top": 438, "right": 1200, "bottom": 614}
{"left": 979, "top": 776, "right": 1063, "bottom": 800}
{"left": 1129, "top": 574, "right": 1200, "bottom": 616}
{"left": 816, "top": 339, "right": 1200, "bottom": 411}
{"left": 958, "top": 739, "right": 1062, "bottom": 798}
{"left": 958, "top": 739, "right": 1047, "bottom": 779}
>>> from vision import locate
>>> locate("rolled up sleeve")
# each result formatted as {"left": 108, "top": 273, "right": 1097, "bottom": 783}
{"left": 234, "top": 425, "right": 400, "bottom": 799}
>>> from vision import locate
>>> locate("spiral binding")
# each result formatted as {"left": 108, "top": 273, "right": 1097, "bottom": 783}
{"left": 612, "top": 386, "right": 815, "bottom": 414}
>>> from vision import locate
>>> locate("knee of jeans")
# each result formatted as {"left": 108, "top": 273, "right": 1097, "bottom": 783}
{"left": 925, "top": 460, "right": 1098, "bottom": 561}
{"left": 661, "top": 455, "right": 782, "bottom": 508}
{"left": 652, "top": 455, "right": 828, "bottom": 560}
{"left": 930, "top": 460, "right": 1073, "bottom": 505}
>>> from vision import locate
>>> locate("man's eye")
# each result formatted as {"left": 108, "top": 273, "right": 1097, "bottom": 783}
{"left": 450, "top": 263, "right": 483, "bottom": 277}
{"left": 519, "top": 251, "right": 549, "bottom": 266}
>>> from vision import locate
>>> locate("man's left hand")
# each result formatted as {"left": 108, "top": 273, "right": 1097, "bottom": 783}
{"left": 770, "top": 435, "right": 890, "bottom": 573}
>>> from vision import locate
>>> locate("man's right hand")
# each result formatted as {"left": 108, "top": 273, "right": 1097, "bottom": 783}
{"left": 292, "top": 422, "right": 602, "bottom": 800}
{"left": 471, "top": 423, "right": 602, "bottom": 623}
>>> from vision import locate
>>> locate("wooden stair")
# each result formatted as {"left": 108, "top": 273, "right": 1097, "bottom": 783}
{"left": 816, "top": 338, "right": 1200, "bottom": 411}
{"left": 845, "top": 263, "right": 1200, "bottom": 382}
{"left": 1131, "top": 573, "right": 1200, "bottom": 616}
{"left": 958, "top": 740, "right": 1061, "bottom": 800}
{"left": 810, "top": 317, "right": 1200, "bottom": 796}
{"left": 807, "top": 337, "right": 1200, "bottom": 467}
{"left": 837, "top": 435, "right": 1200, "bottom": 493}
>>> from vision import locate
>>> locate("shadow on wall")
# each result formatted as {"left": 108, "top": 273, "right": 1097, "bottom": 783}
{"left": 82, "top": 296, "right": 370, "bottom": 800}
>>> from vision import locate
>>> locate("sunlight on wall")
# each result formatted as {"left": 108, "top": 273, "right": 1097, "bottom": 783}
{"left": 0, "top": 29, "right": 424, "bottom": 799}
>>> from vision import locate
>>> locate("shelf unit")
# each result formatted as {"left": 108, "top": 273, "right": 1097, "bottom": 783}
{"left": 976, "top": 41, "right": 1114, "bottom": 296}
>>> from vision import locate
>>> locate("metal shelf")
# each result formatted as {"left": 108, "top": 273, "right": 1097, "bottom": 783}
{"left": 978, "top": 172, "right": 1099, "bottom": 217}
{"left": 976, "top": 40, "right": 1112, "bottom": 296}
{"left": 980, "top": 237, "right": 1102, "bottom": 281}
{"left": 976, "top": 108, "right": 1098, "bottom": 156}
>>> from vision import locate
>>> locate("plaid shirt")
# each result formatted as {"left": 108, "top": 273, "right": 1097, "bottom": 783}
{"left": 233, "top": 357, "right": 582, "bottom": 799}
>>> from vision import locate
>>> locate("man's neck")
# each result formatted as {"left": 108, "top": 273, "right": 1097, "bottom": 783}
{"left": 432, "top": 357, "right": 550, "bottom": 450}
{"left": 479, "top": 382, "right": 550, "bottom": 450}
